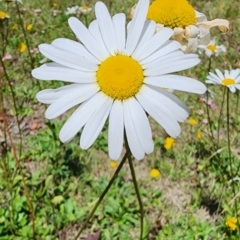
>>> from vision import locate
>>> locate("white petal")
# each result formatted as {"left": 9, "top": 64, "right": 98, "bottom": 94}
{"left": 132, "top": 20, "right": 156, "bottom": 57}
{"left": 229, "top": 86, "right": 236, "bottom": 93}
{"left": 235, "top": 84, "right": 240, "bottom": 90}
{"left": 128, "top": 98, "right": 154, "bottom": 154}
{"left": 32, "top": 65, "right": 95, "bottom": 83}
{"left": 145, "top": 54, "right": 200, "bottom": 76}
{"left": 134, "top": 28, "right": 174, "bottom": 61}
{"left": 206, "top": 80, "right": 216, "bottom": 84}
{"left": 126, "top": 0, "right": 149, "bottom": 55}
{"left": 88, "top": 20, "right": 110, "bottom": 56}
{"left": 45, "top": 84, "right": 99, "bottom": 119}
{"left": 145, "top": 75, "right": 207, "bottom": 94}
{"left": 108, "top": 100, "right": 124, "bottom": 160}
{"left": 215, "top": 69, "right": 224, "bottom": 80}
{"left": 208, "top": 72, "right": 221, "bottom": 82}
{"left": 141, "top": 85, "right": 188, "bottom": 122}
{"left": 68, "top": 17, "right": 108, "bottom": 61}
{"left": 51, "top": 38, "right": 100, "bottom": 64}
{"left": 206, "top": 77, "right": 220, "bottom": 84}
{"left": 38, "top": 44, "right": 96, "bottom": 71}
{"left": 59, "top": 92, "right": 106, "bottom": 143}
{"left": 123, "top": 100, "right": 145, "bottom": 160}
{"left": 95, "top": 2, "right": 118, "bottom": 55}
{"left": 136, "top": 89, "right": 181, "bottom": 138}
{"left": 80, "top": 94, "right": 113, "bottom": 149}
{"left": 142, "top": 50, "right": 184, "bottom": 69}
{"left": 230, "top": 69, "right": 240, "bottom": 80}
{"left": 140, "top": 41, "right": 181, "bottom": 65}
{"left": 112, "top": 13, "right": 126, "bottom": 52}
{"left": 36, "top": 84, "right": 80, "bottom": 104}
{"left": 149, "top": 85, "right": 189, "bottom": 114}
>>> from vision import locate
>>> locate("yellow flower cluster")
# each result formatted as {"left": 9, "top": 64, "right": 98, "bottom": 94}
{"left": 164, "top": 137, "right": 175, "bottom": 150}
{"left": 150, "top": 169, "right": 160, "bottom": 179}
{"left": 225, "top": 217, "right": 237, "bottom": 231}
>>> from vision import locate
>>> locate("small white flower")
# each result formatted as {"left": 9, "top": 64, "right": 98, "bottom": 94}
{"left": 65, "top": 6, "right": 80, "bottom": 15}
{"left": 79, "top": 6, "right": 92, "bottom": 14}
{"left": 32, "top": 0, "right": 206, "bottom": 160}
{"left": 198, "top": 39, "right": 226, "bottom": 57}
{"left": 206, "top": 69, "right": 240, "bottom": 92}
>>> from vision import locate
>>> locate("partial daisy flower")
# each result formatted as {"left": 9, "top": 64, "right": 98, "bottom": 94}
{"left": 65, "top": 6, "right": 80, "bottom": 15}
{"left": 79, "top": 5, "right": 92, "bottom": 14}
{"left": 131, "top": 0, "right": 229, "bottom": 53}
{"left": 206, "top": 69, "right": 240, "bottom": 93}
{"left": 0, "top": 0, "right": 22, "bottom": 3}
{"left": 0, "top": 11, "right": 10, "bottom": 20}
{"left": 32, "top": 0, "right": 206, "bottom": 160}
{"left": 198, "top": 39, "right": 226, "bottom": 57}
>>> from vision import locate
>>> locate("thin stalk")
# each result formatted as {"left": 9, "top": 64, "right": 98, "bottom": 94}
{"left": 0, "top": 56, "right": 22, "bottom": 157}
{"left": 15, "top": 2, "right": 35, "bottom": 69}
{"left": 217, "top": 87, "right": 226, "bottom": 145}
{"left": 73, "top": 149, "right": 131, "bottom": 240}
{"left": 2, "top": 111, "right": 35, "bottom": 237}
{"left": 127, "top": 153, "right": 144, "bottom": 240}
{"left": 205, "top": 91, "right": 214, "bottom": 141}
{"left": 226, "top": 90, "right": 237, "bottom": 217}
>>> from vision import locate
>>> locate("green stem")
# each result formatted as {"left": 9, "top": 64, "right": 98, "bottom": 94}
{"left": 73, "top": 149, "right": 131, "bottom": 240}
{"left": 226, "top": 89, "right": 237, "bottom": 216}
{"left": 15, "top": 2, "right": 35, "bottom": 69}
{"left": 217, "top": 87, "right": 226, "bottom": 145}
{"left": 205, "top": 91, "right": 214, "bottom": 142}
{"left": 127, "top": 153, "right": 144, "bottom": 240}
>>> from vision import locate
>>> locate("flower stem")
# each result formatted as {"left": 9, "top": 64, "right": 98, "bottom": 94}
{"left": 226, "top": 89, "right": 237, "bottom": 217}
{"left": 127, "top": 153, "right": 144, "bottom": 240}
{"left": 73, "top": 149, "right": 131, "bottom": 240}
{"left": 205, "top": 91, "right": 214, "bottom": 141}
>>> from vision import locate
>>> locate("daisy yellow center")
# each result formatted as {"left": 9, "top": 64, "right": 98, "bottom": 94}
{"left": 96, "top": 55, "right": 144, "bottom": 100}
{"left": 207, "top": 45, "right": 217, "bottom": 51}
{"left": 82, "top": 6, "right": 89, "bottom": 10}
{"left": 222, "top": 78, "right": 236, "bottom": 86}
{"left": 147, "top": 0, "right": 196, "bottom": 28}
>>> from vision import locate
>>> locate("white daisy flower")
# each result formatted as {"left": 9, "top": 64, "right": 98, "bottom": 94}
{"left": 32, "top": 0, "right": 206, "bottom": 160}
{"left": 206, "top": 69, "right": 240, "bottom": 92}
{"left": 131, "top": 0, "right": 229, "bottom": 53}
{"left": 198, "top": 39, "right": 226, "bottom": 57}
{"left": 65, "top": 6, "right": 80, "bottom": 15}
{"left": 0, "top": 0, "right": 22, "bottom": 3}
{"left": 79, "top": 5, "right": 92, "bottom": 14}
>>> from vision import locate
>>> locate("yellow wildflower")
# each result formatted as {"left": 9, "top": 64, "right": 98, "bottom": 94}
{"left": 109, "top": 160, "right": 117, "bottom": 168}
{"left": 197, "top": 130, "right": 203, "bottom": 140}
{"left": 150, "top": 169, "right": 160, "bottom": 179}
{"left": 12, "top": 24, "right": 17, "bottom": 30}
{"left": 18, "top": 43, "right": 27, "bottom": 53}
{"left": 26, "top": 24, "right": 33, "bottom": 31}
{"left": 164, "top": 137, "right": 175, "bottom": 150}
{"left": 0, "top": 11, "right": 9, "bottom": 19}
{"left": 53, "top": 2, "right": 57, "bottom": 7}
{"left": 187, "top": 118, "right": 197, "bottom": 126}
{"left": 225, "top": 217, "right": 237, "bottom": 231}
